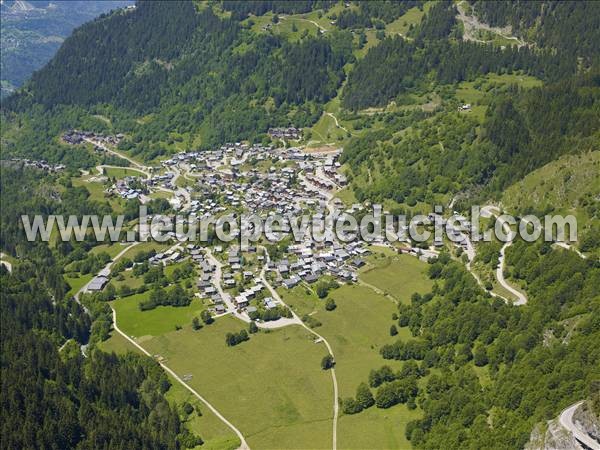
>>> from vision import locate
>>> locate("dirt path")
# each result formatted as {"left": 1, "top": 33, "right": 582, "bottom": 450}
{"left": 554, "top": 242, "right": 588, "bottom": 260}
{"left": 259, "top": 246, "right": 339, "bottom": 450}
{"left": 326, "top": 112, "right": 356, "bottom": 136}
{"left": 67, "top": 240, "right": 250, "bottom": 448}
{"left": 357, "top": 279, "right": 399, "bottom": 304}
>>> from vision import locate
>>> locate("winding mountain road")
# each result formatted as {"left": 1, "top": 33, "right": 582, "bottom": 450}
{"left": 559, "top": 401, "right": 600, "bottom": 450}
{"left": 83, "top": 137, "right": 151, "bottom": 177}
{"left": 495, "top": 217, "right": 527, "bottom": 305}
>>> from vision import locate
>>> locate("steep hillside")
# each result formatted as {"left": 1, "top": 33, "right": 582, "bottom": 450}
{"left": 1, "top": 3, "right": 599, "bottom": 449}
{"left": 5, "top": 1, "right": 353, "bottom": 158}
{"left": 0, "top": 0, "right": 132, "bottom": 97}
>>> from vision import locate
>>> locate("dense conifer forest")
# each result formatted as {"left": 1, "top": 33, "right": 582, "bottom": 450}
{"left": 0, "top": 167, "right": 201, "bottom": 448}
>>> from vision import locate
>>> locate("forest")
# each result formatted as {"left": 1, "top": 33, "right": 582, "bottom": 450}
{"left": 0, "top": 167, "right": 202, "bottom": 448}
{"left": 3, "top": 1, "right": 353, "bottom": 158}
{"left": 340, "top": 69, "right": 600, "bottom": 213}
{"left": 1, "top": 1, "right": 599, "bottom": 449}
{"left": 398, "top": 247, "right": 600, "bottom": 449}
{"left": 472, "top": 0, "right": 600, "bottom": 64}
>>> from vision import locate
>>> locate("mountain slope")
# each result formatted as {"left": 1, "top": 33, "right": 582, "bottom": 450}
{"left": 1, "top": 3, "right": 599, "bottom": 449}
{"left": 0, "top": 0, "right": 132, "bottom": 97}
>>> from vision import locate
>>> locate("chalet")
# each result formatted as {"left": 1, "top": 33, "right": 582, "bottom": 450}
{"left": 264, "top": 298, "right": 278, "bottom": 309}
{"left": 304, "top": 273, "right": 319, "bottom": 284}
{"left": 204, "top": 286, "right": 217, "bottom": 295}
{"left": 235, "top": 295, "right": 249, "bottom": 308}
{"left": 351, "top": 258, "right": 365, "bottom": 268}
{"left": 197, "top": 280, "right": 211, "bottom": 289}
{"left": 87, "top": 276, "right": 108, "bottom": 292}
{"left": 282, "top": 275, "right": 300, "bottom": 289}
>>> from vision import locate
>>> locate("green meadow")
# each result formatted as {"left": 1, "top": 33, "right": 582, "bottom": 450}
{"left": 97, "top": 330, "right": 240, "bottom": 450}
{"left": 359, "top": 253, "right": 433, "bottom": 304}
{"left": 102, "top": 166, "right": 148, "bottom": 179}
{"left": 142, "top": 317, "right": 333, "bottom": 450}
{"left": 111, "top": 293, "right": 206, "bottom": 339}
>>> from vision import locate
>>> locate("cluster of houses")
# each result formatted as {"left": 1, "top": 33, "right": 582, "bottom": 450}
{"left": 62, "top": 130, "right": 123, "bottom": 146}
{"left": 152, "top": 142, "right": 345, "bottom": 223}
{"left": 145, "top": 172, "right": 175, "bottom": 189}
{"left": 268, "top": 127, "right": 302, "bottom": 140}
{"left": 323, "top": 156, "right": 347, "bottom": 186}
{"left": 110, "top": 177, "right": 145, "bottom": 200}
{"left": 274, "top": 240, "right": 370, "bottom": 288}
{"left": 7, "top": 158, "right": 65, "bottom": 172}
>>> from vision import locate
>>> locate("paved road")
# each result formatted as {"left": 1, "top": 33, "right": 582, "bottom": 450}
{"left": 83, "top": 138, "right": 151, "bottom": 176}
{"left": 496, "top": 220, "right": 528, "bottom": 305}
{"left": 110, "top": 308, "right": 250, "bottom": 450}
{"left": 464, "top": 206, "right": 527, "bottom": 305}
{"left": 559, "top": 401, "right": 600, "bottom": 450}
{"left": 257, "top": 247, "right": 304, "bottom": 328}
{"left": 0, "top": 253, "right": 12, "bottom": 273}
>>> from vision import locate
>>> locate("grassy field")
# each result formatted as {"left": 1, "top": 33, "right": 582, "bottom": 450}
{"left": 97, "top": 328, "right": 143, "bottom": 354}
{"left": 164, "top": 376, "right": 241, "bottom": 450}
{"left": 120, "top": 241, "right": 172, "bottom": 260}
{"left": 245, "top": 13, "right": 320, "bottom": 42}
{"left": 385, "top": 4, "right": 429, "bottom": 36}
{"left": 97, "top": 331, "right": 240, "bottom": 450}
{"left": 338, "top": 404, "right": 421, "bottom": 449}
{"left": 108, "top": 247, "right": 434, "bottom": 448}
{"left": 335, "top": 186, "right": 358, "bottom": 206}
{"left": 65, "top": 273, "right": 93, "bottom": 297}
{"left": 148, "top": 190, "right": 173, "bottom": 200}
{"left": 103, "top": 166, "right": 147, "bottom": 179}
{"left": 109, "top": 270, "right": 146, "bottom": 291}
{"left": 455, "top": 73, "right": 542, "bottom": 106}
{"left": 111, "top": 293, "right": 206, "bottom": 340}
{"left": 503, "top": 151, "right": 600, "bottom": 228}
{"left": 72, "top": 176, "right": 125, "bottom": 213}
{"left": 359, "top": 253, "right": 433, "bottom": 304}
{"left": 89, "top": 243, "right": 131, "bottom": 259}
{"left": 142, "top": 317, "right": 333, "bottom": 450}
{"left": 280, "top": 282, "right": 410, "bottom": 394}
{"left": 279, "top": 281, "right": 422, "bottom": 448}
